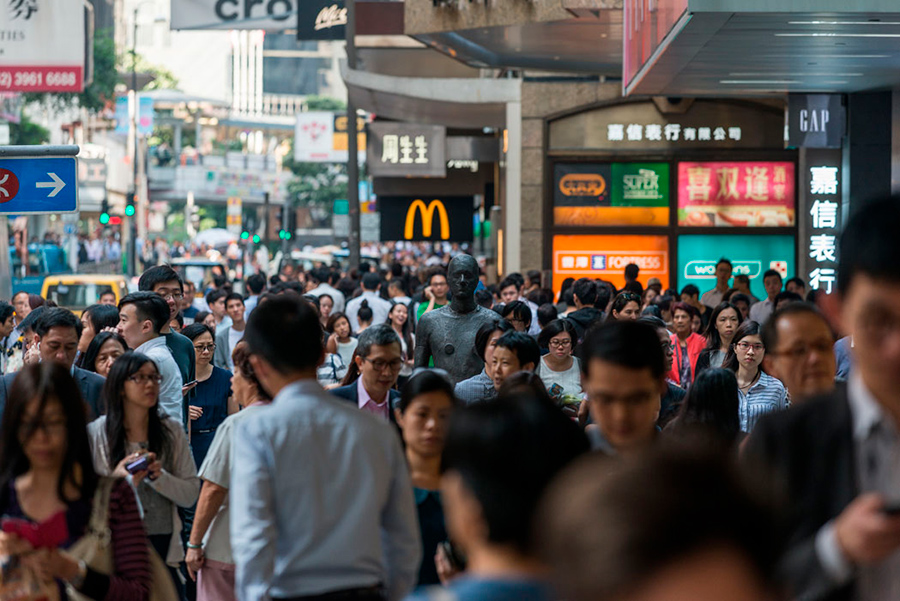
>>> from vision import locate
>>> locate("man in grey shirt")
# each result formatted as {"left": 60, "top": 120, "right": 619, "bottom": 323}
{"left": 231, "top": 296, "right": 421, "bottom": 601}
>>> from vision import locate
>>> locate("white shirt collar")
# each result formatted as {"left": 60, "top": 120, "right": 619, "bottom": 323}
{"left": 848, "top": 372, "right": 887, "bottom": 441}
{"left": 135, "top": 336, "right": 166, "bottom": 354}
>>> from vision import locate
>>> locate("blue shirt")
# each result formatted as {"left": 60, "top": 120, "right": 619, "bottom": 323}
{"left": 407, "top": 577, "right": 551, "bottom": 601}
{"left": 190, "top": 366, "right": 232, "bottom": 468}
{"left": 454, "top": 370, "right": 496, "bottom": 405}
{"left": 231, "top": 379, "right": 421, "bottom": 601}
{"left": 739, "top": 371, "right": 789, "bottom": 433}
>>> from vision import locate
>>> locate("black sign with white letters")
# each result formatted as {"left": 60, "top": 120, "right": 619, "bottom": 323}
{"left": 787, "top": 94, "right": 845, "bottom": 149}
{"left": 297, "top": 0, "right": 347, "bottom": 40}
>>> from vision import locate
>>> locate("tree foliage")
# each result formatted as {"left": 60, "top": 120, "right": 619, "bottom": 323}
{"left": 10, "top": 115, "right": 50, "bottom": 145}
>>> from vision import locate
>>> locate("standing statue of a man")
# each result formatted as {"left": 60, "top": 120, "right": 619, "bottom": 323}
{"left": 415, "top": 254, "right": 499, "bottom": 384}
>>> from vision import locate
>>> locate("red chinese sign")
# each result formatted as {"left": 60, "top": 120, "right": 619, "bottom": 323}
{"left": 677, "top": 161, "right": 796, "bottom": 227}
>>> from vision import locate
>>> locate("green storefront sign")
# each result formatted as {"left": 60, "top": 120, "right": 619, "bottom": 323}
{"left": 611, "top": 163, "right": 669, "bottom": 207}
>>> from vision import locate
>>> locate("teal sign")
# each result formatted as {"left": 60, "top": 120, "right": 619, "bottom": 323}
{"left": 677, "top": 235, "right": 794, "bottom": 301}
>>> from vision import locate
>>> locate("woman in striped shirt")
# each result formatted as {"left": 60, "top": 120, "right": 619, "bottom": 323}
{"left": 723, "top": 320, "right": 789, "bottom": 433}
{"left": 0, "top": 362, "right": 151, "bottom": 600}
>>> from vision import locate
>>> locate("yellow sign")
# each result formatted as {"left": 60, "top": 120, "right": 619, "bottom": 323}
{"left": 405, "top": 199, "right": 449, "bottom": 240}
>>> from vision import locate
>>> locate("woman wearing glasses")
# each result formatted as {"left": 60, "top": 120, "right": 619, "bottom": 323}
{"left": 183, "top": 323, "right": 235, "bottom": 468}
{"left": 536, "top": 319, "right": 582, "bottom": 399}
{"left": 723, "top": 321, "right": 788, "bottom": 433}
{"left": 88, "top": 351, "right": 200, "bottom": 595}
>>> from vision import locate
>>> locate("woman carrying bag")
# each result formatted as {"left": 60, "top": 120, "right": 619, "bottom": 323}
{"left": 0, "top": 362, "right": 155, "bottom": 600}
{"left": 87, "top": 352, "right": 200, "bottom": 598}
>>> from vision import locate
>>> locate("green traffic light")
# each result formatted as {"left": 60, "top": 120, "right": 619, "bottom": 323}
{"left": 252, "top": 235, "right": 260, "bottom": 244}
{"left": 241, "top": 231, "right": 250, "bottom": 240}
{"left": 286, "top": 232, "right": 292, "bottom": 240}
{"left": 125, "top": 205, "right": 135, "bottom": 217}
{"left": 100, "top": 213, "right": 110, "bottom": 225}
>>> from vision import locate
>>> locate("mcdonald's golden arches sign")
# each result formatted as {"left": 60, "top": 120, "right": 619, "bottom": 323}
{"left": 379, "top": 196, "right": 474, "bottom": 242}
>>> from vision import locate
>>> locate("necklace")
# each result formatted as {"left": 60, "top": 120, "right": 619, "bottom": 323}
{"left": 739, "top": 370, "right": 760, "bottom": 391}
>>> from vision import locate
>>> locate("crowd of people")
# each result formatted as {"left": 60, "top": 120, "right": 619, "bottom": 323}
{"left": 0, "top": 196, "right": 898, "bottom": 601}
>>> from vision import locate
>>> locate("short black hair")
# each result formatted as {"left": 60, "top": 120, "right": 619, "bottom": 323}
{"left": 581, "top": 321, "right": 665, "bottom": 379}
{"left": 138, "top": 265, "right": 183, "bottom": 293}
{"left": 624, "top": 263, "right": 640, "bottom": 281}
{"left": 785, "top": 276, "right": 805, "bottom": 290}
{"left": 762, "top": 269, "right": 783, "bottom": 282}
{"left": 526, "top": 270, "right": 542, "bottom": 287}
{"left": 537, "top": 303, "right": 558, "bottom": 329}
{"left": 361, "top": 272, "right": 381, "bottom": 291}
{"left": 611, "top": 291, "right": 641, "bottom": 316}
{"left": 225, "top": 292, "right": 245, "bottom": 306}
{"left": 182, "top": 322, "right": 214, "bottom": 342}
{"left": 474, "top": 319, "right": 513, "bottom": 361}
{"left": 501, "top": 300, "right": 532, "bottom": 329}
{"left": 730, "top": 293, "right": 752, "bottom": 306}
{"left": 716, "top": 258, "right": 733, "bottom": 269}
{"left": 356, "top": 323, "right": 401, "bottom": 359}
{"left": 836, "top": 201, "right": 900, "bottom": 291}
{"left": 398, "top": 370, "right": 457, "bottom": 414}
{"left": 537, "top": 445, "right": 781, "bottom": 601}
{"left": 206, "top": 289, "right": 227, "bottom": 306}
{"left": 499, "top": 276, "right": 520, "bottom": 293}
{"left": 244, "top": 296, "right": 323, "bottom": 373}
{"left": 760, "top": 303, "right": 831, "bottom": 353}
{"left": 595, "top": 281, "right": 614, "bottom": 310}
{"left": 774, "top": 290, "right": 803, "bottom": 307}
{"left": 83, "top": 304, "right": 120, "bottom": 334}
{"left": 0, "top": 301, "right": 14, "bottom": 324}
{"left": 680, "top": 284, "right": 700, "bottom": 298}
{"left": 573, "top": 278, "right": 598, "bottom": 306}
{"left": 118, "top": 292, "right": 170, "bottom": 334}
{"left": 441, "top": 392, "right": 589, "bottom": 554}
{"left": 538, "top": 319, "right": 577, "bottom": 349}
{"left": 98, "top": 288, "right": 116, "bottom": 300}
{"left": 35, "top": 307, "right": 83, "bottom": 339}
{"left": 495, "top": 331, "right": 540, "bottom": 369}
{"left": 508, "top": 272, "right": 526, "bottom": 288}
{"left": 246, "top": 273, "right": 267, "bottom": 295}
{"left": 475, "top": 289, "right": 494, "bottom": 309}
{"left": 171, "top": 311, "right": 184, "bottom": 329}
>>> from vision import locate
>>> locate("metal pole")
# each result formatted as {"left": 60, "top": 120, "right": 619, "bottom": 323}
{"left": 0, "top": 217, "right": 11, "bottom": 301}
{"left": 263, "top": 191, "right": 270, "bottom": 246}
{"left": 281, "top": 200, "right": 290, "bottom": 255}
{"left": 346, "top": 0, "right": 360, "bottom": 269}
{"left": 129, "top": 7, "right": 138, "bottom": 276}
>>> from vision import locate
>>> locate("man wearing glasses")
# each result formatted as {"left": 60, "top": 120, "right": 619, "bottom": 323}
{"left": 139, "top": 265, "right": 197, "bottom": 415}
{"left": 332, "top": 324, "right": 402, "bottom": 425}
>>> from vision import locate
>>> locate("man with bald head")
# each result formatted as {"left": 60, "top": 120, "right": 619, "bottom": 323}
{"left": 415, "top": 254, "right": 499, "bottom": 385}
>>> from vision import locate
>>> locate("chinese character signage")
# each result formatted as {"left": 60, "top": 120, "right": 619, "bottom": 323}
{"left": 678, "top": 235, "right": 795, "bottom": 301}
{"left": 800, "top": 149, "right": 842, "bottom": 294}
{"left": 554, "top": 163, "right": 669, "bottom": 226}
{"left": 379, "top": 196, "right": 473, "bottom": 242}
{"left": 368, "top": 123, "right": 447, "bottom": 178}
{"left": 552, "top": 235, "right": 670, "bottom": 293}
{"left": 677, "top": 161, "right": 796, "bottom": 227}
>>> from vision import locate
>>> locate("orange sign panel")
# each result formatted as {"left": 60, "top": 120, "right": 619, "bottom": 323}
{"left": 552, "top": 235, "right": 670, "bottom": 294}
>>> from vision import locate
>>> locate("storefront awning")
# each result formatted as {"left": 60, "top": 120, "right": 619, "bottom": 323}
{"left": 342, "top": 66, "right": 520, "bottom": 129}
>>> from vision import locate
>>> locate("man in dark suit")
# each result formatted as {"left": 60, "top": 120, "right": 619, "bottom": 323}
{"left": 0, "top": 307, "right": 105, "bottom": 420}
{"left": 746, "top": 196, "right": 900, "bottom": 601}
{"left": 331, "top": 324, "right": 402, "bottom": 425}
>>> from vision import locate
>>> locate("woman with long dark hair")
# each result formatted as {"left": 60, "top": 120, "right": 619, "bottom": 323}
{"left": 183, "top": 323, "right": 234, "bottom": 469}
{"left": 665, "top": 367, "right": 742, "bottom": 446}
{"left": 723, "top": 321, "right": 788, "bottom": 433}
{"left": 0, "top": 363, "right": 151, "bottom": 599}
{"left": 394, "top": 371, "right": 457, "bottom": 587}
{"left": 695, "top": 302, "right": 743, "bottom": 376}
{"left": 77, "top": 304, "right": 120, "bottom": 368}
{"left": 609, "top": 291, "right": 641, "bottom": 321}
{"left": 386, "top": 302, "right": 415, "bottom": 388}
{"left": 81, "top": 331, "right": 128, "bottom": 378}
{"left": 88, "top": 351, "right": 200, "bottom": 592}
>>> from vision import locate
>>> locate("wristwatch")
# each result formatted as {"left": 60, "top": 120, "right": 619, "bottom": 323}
{"left": 68, "top": 559, "right": 88, "bottom": 589}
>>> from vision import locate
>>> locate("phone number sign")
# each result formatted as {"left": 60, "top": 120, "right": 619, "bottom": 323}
{"left": 0, "top": 68, "right": 82, "bottom": 93}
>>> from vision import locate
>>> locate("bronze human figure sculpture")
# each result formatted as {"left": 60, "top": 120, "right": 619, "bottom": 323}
{"left": 414, "top": 254, "right": 499, "bottom": 384}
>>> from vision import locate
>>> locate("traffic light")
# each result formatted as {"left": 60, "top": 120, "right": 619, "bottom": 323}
{"left": 241, "top": 231, "right": 250, "bottom": 240}
{"left": 125, "top": 193, "right": 136, "bottom": 217}
{"left": 278, "top": 229, "right": 293, "bottom": 240}
{"left": 252, "top": 234, "right": 261, "bottom": 244}
{"left": 100, "top": 199, "right": 110, "bottom": 225}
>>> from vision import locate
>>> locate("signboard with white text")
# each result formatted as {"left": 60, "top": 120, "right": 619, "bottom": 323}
{"left": 296, "top": 0, "right": 347, "bottom": 40}
{"left": 368, "top": 123, "right": 446, "bottom": 178}
{"left": 798, "top": 148, "right": 842, "bottom": 294}
{"left": 0, "top": 0, "right": 85, "bottom": 92}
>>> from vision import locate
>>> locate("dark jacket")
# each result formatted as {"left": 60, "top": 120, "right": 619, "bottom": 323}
{"left": 331, "top": 381, "right": 402, "bottom": 426}
{"left": 744, "top": 385, "right": 855, "bottom": 601}
{"left": 566, "top": 307, "right": 604, "bottom": 342}
{"left": 0, "top": 367, "right": 106, "bottom": 423}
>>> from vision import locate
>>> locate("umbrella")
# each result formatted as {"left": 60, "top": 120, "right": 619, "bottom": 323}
{"left": 194, "top": 228, "right": 237, "bottom": 247}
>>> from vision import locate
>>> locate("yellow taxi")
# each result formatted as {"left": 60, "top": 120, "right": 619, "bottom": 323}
{"left": 41, "top": 275, "right": 130, "bottom": 316}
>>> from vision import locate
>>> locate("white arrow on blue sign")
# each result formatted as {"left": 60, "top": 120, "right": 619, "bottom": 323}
{"left": 0, "top": 156, "right": 78, "bottom": 214}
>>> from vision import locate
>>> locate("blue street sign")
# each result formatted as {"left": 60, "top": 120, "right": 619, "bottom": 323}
{"left": 0, "top": 156, "right": 78, "bottom": 214}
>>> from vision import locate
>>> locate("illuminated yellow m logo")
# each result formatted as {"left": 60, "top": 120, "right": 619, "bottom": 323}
{"left": 404, "top": 199, "right": 449, "bottom": 240}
